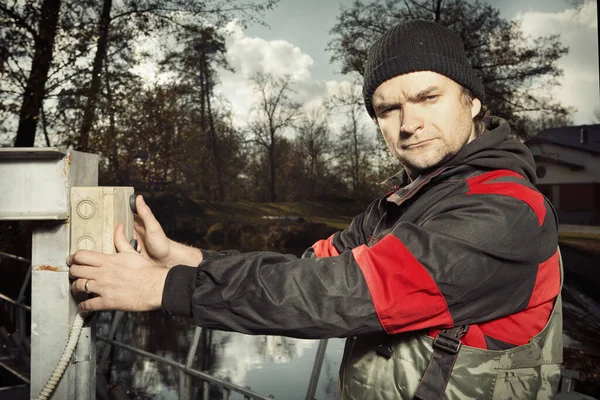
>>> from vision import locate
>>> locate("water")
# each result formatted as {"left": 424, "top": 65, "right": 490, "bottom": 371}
{"left": 98, "top": 312, "right": 345, "bottom": 399}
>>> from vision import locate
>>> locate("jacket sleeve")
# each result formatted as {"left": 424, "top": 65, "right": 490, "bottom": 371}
{"left": 201, "top": 249, "right": 240, "bottom": 261}
{"left": 162, "top": 186, "right": 558, "bottom": 339}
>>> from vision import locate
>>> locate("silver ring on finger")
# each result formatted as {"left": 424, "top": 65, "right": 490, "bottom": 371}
{"left": 84, "top": 279, "right": 91, "bottom": 294}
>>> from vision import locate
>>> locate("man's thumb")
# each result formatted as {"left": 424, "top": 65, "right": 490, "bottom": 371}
{"left": 114, "top": 223, "right": 135, "bottom": 253}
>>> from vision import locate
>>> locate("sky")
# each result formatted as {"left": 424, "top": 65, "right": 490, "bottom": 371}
{"left": 206, "top": 0, "right": 599, "bottom": 130}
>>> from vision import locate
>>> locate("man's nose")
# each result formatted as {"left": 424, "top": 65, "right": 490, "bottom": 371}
{"left": 400, "top": 106, "right": 423, "bottom": 135}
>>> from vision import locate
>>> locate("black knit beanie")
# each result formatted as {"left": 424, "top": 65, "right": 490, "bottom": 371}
{"left": 363, "top": 20, "right": 485, "bottom": 117}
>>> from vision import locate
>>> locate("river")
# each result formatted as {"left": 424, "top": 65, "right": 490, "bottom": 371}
{"left": 98, "top": 310, "right": 345, "bottom": 399}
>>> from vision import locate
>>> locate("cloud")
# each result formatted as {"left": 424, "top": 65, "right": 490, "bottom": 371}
{"left": 209, "top": 331, "right": 314, "bottom": 385}
{"left": 223, "top": 21, "right": 314, "bottom": 81}
{"left": 516, "top": 0, "right": 599, "bottom": 124}
{"left": 215, "top": 21, "right": 314, "bottom": 125}
{"left": 215, "top": 21, "right": 374, "bottom": 133}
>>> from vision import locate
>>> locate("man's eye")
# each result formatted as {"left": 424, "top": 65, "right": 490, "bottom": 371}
{"left": 377, "top": 108, "right": 392, "bottom": 117}
{"left": 424, "top": 95, "right": 438, "bottom": 102}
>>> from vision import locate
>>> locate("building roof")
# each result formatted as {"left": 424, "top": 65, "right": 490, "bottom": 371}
{"left": 533, "top": 154, "right": 585, "bottom": 170}
{"left": 526, "top": 124, "right": 600, "bottom": 154}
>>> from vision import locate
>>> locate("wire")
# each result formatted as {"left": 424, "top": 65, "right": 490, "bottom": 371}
{"left": 34, "top": 312, "right": 86, "bottom": 400}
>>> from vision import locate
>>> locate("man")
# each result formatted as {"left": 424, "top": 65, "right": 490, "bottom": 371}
{"left": 68, "top": 20, "right": 562, "bottom": 399}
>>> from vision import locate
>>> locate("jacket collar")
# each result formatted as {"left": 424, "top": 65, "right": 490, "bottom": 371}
{"left": 384, "top": 166, "right": 450, "bottom": 206}
{"left": 383, "top": 117, "right": 532, "bottom": 206}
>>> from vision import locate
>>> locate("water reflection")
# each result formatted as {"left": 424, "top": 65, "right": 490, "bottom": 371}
{"left": 97, "top": 311, "right": 344, "bottom": 399}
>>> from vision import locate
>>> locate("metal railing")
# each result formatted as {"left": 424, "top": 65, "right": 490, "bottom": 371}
{"left": 0, "top": 251, "right": 32, "bottom": 390}
{"left": 98, "top": 333, "right": 274, "bottom": 400}
{"left": 0, "top": 250, "right": 328, "bottom": 399}
{"left": 96, "top": 316, "right": 333, "bottom": 400}
{"left": 96, "top": 309, "right": 282, "bottom": 399}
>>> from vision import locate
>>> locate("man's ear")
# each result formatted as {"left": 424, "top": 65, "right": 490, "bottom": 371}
{"left": 471, "top": 98, "right": 482, "bottom": 118}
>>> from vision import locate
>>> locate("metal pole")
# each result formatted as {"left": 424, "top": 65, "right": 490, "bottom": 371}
{"left": 203, "top": 380, "right": 209, "bottom": 400}
{"left": 98, "top": 311, "right": 125, "bottom": 375}
{"left": 16, "top": 265, "right": 31, "bottom": 338}
{"left": 180, "top": 326, "right": 202, "bottom": 400}
{"left": 0, "top": 147, "right": 99, "bottom": 399}
{"left": 0, "top": 251, "right": 31, "bottom": 263}
{"left": 305, "top": 339, "right": 328, "bottom": 400}
{"left": 31, "top": 149, "right": 98, "bottom": 400}
{"left": 98, "top": 336, "right": 274, "bottom": 400}
{"left": 0, "top": 292, "right": 31, "bottom": 311}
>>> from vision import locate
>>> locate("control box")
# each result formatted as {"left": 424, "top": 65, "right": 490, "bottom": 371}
{"left": 70, "top": 187, "right": 135, "bottom": 254}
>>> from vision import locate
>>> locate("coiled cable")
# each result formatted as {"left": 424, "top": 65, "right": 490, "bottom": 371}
{"left": 34, "top": 312, "right": 85, "bottom": 400}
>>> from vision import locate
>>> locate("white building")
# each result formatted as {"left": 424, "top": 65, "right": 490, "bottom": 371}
{"left": 525, "top": 124, "right": 600, "bottom": 226}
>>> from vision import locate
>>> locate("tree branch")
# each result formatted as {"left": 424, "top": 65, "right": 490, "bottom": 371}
{"left": 0, "top": 4, "right": 39, "bottom": 40}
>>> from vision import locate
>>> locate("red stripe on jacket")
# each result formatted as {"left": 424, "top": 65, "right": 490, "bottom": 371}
{"left": 466, "top": 170, "right": 546, "bottom": 225}
{"left": 312, "top": 235, "right": 340, "bottom": 257}
{"left": 352, "top": 234, "right": 453, "bottom": 334}
{"left": 477, "top": 250, "right": 560, "bottom": 346}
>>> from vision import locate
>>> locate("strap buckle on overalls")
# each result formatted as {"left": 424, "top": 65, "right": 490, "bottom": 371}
{"left": 433, "top": 326, "right": 466, "bottom": 354}
{"left": 415, "top": 325, "right": 469, "bottom": 400}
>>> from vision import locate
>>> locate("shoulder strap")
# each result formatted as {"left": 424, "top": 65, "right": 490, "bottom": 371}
{"left": 414, "top": 325, "right": 468, "bottom": 400}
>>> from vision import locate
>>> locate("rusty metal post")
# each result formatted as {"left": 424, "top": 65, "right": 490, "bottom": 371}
{"left": 0, "top": 147, "right": 99, "bottom": 399}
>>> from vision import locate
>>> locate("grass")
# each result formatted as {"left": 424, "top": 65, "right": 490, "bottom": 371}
{"left": 184, "top": 199, "right": 363, "bottom": 228}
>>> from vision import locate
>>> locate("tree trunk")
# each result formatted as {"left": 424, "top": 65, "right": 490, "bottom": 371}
{"left": 269, "top": 139, "right": 277, "bottom": 202}
{"left": 14, "top": 0, "right": 61, "bottom": 147}
{"left": 78, "top": 0, "right": 112, "bottom": 151}
{"left": 197, "top": 60, "right": 211, "bottom": 198}
{"left": 351, "top": 110, "right": 360, "bottom": 194}
{"left": 434, "top": 0, "right": 442, "bottom": 22}
{"left": 203, "top": 63, "right": 225, "bottom": 201}
{"left": 104, "top": 57, "right": 123, "bottom": 185}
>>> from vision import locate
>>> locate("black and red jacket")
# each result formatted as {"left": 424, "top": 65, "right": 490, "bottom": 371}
{"left": 163, "top": 117, "right": 560, "bottom": 350}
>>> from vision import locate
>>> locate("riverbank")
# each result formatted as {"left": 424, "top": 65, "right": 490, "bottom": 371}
{"left": 141, "top": 194, "right": 365, "bottom": 254}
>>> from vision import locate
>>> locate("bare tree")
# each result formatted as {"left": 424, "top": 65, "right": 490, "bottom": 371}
{"left": 328, "top": 82, "right": 375, "bottom": 197}
{"left": 77, "top": 0, "right": 111, "bottom": 150}
{"left": 77, "top": 0, "right": 278, "bottom": 151}
{"left": 294, "top": 107, "right": 333, "bottom": 199}
{"left": 11, "top": 0, "right": 61, "bottom": 147}
{"left": 248, "top": 72, "right": 301, "bottom": 202}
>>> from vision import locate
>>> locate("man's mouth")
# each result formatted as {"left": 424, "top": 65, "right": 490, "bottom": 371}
{"left": 402, "top": 139, "right": 435, "bottom": 149}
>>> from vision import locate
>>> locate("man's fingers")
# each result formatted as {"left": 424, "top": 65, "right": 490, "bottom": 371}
{"left": 114, "top": 223, "right": 136, "bottom": 253}
{"left": 136, "top": 195, "right": 163, "bottom": 233}
{"left": 69, "top": 264, "right": 99, "bottom": 280}
{"left": 78, "top": 296, "right": 106, "bottom": 312}
{"left": 71, "top": 278, "right": 96, "bottom": 294}
{"left": 67, "top": 250, "right": 103, "bottom": 267}
{"left": 134, "top": 216, "right": 146, "bottom": 235}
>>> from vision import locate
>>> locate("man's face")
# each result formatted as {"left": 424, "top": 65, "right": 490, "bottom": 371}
{"left": 372, "top": 71, "right": 481, "bottom": 179}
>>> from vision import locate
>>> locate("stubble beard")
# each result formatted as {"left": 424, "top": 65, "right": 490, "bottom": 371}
{"left": 393, "top": 123, "right": 475, "bottom": 179}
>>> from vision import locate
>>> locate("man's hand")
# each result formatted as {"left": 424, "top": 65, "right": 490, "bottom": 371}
{"left": 133, "top": 195, "right": 203, "bottom": 268}
{"left": 68, "top": 223, "right": 169, "bottom": 312}
{"left": 133, "top": 195, "right": 172, "bottom": 268}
